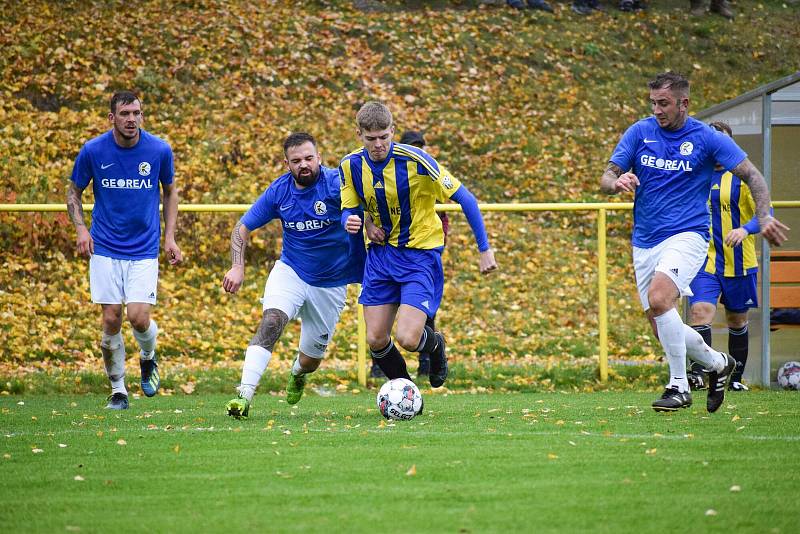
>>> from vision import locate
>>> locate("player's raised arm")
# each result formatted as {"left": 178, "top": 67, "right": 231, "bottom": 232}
{"left": 600, "top": 162, "right": 639, "bottom": 195}
{"left": 223, "top": 220, "right": 251, "bottom": 294}
{"left": 449, "top": 185, "right": 497, "bottom": 275}
{"left": 730, "top": 158, "right": 790, "bottom": 247}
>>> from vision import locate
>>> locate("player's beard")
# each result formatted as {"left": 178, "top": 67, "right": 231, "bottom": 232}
{"left": 293, "top": 167, "right": 319, "bottom": 188}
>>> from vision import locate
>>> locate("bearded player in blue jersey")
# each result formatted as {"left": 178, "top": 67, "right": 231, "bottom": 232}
{"left": 67, "top": 91, "right": 182, "bottom": 410}
{"left": 340, "top": 102, "right": 498, "bottom": 389}
{"left": 601, "top": 72, "right": 789, "bottom": 413}
{"left": 223, "top": 133, "right": 365, "bottom": 419}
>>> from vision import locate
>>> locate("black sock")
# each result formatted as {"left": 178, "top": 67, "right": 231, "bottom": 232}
{"left": 415, "top": 325, "right": 439, "bottom": 354}
{"left": 690, "top": 324, "right": 712, "bottom": 373}
{"left": 425, "top": 315, "right": 436, "bottom": 332}
{"left": 370, "top": 340, "right": 411, "bottom": 380}
{"left": 728, "top": 325, "right": 748, "bottom": 382}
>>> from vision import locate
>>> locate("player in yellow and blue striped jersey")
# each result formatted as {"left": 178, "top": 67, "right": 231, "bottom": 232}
{"left": 340, "top": 102, "right": 498, "bottom": 389}
{"left": 688, "top": 121, "right": 768, "bottom": 392}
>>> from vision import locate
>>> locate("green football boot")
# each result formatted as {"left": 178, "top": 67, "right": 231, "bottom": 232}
{"left": 286, "top": 372, "right": 307, "bottom": 405}
{"left": 226, "top": 396, "right": 250, "bottom": 419}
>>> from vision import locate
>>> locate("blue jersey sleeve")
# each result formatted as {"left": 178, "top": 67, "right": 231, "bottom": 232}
{"left": 708, "top": 129, "right": 747, "bottom": 172}
{"left": 451, "top": 185, "right": 490, "bottom": 252}
{"left": 742, "top": 206, "right": 773, "bottom": 234}
{"left": 608, "top": 123, "right": 640, "bottom": 172}
{"left": 159, "top": 144, "right": 175, "bottom": 185}
{"left": 241, "top": 186, "right": 277, "bottom": 231}
{"left": 70, "top": 145, "right": 93, "bottom": 189}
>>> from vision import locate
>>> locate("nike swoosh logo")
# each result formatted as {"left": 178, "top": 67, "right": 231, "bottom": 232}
{"left": 280, "top": 204, "right": 293, "bottom": 211}
{"left": 101, "top": 163, "right": 114, "bottom": 169}
{"left": 643, "top": 138, "right": 658, "bottom": 144}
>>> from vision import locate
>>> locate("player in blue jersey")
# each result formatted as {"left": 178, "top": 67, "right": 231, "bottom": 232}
{"left": 340, "top": 102, "right": 498, "bottom": 389}
{"left": 223, "top": 133, "right": 364, "bottom": 419}
{"left": 600, "top": 72, "right": 788, "bottom": 413}
{"left": 688, "top": 121, "right": 765, "bottom": 392}
{"left": 67, "top": 91, "right": 182, "bottom": 410}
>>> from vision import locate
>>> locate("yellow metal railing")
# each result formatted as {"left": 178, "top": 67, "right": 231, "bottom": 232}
{"left": 5, "top": 201, "right": 799, "bottom": 386}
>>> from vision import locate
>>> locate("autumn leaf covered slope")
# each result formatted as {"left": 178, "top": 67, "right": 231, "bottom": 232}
{"left": 1, "top": 0, "right": 798, "bottom": 380}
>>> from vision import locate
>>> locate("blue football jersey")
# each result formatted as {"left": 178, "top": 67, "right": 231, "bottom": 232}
{"left": 70, "top": 129, "right": 174, "bottom": 260}
{"left": 609, "top": 116, "right": 746, "bottom": 248}
{"left": 241, "top": 166, "right": 364, "bottom": 287}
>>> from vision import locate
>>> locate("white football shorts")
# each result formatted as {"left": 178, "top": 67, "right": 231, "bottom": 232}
{"left": 90, "top": 255, "right": 158, "bottom": 305}
{"left": 261, "top": 260, "right": 347, "bottom": 359}
{"left": 633, "top": 231, "right": 708, "bottom": 311}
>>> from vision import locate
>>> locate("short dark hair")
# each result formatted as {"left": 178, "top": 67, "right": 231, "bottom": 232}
{"left": 110, "top": 90, "right": 139, "bottom": 114}
{"left": 648, "top": 71, "right": 690, "bottom": 98}
{"left": 283, "top": 132, "right": 316, "bottom": 156}
{"left": 709, "top": 121, "right": 732, "bottom": 137}
{"left": 400, "top": 130, "right": 426, "bottom": 148}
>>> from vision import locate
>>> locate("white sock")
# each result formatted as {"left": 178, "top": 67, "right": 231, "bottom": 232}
{"left": 101, "top": 332, "right": 127, "bottom": 395}
{"left": 683, "top": 324, "right": 726, "bottom": 372}
{"left": 133, "top": 320, "right": 158, "bottom": 359}
{"left": 240, "top": 345, "right": 271, "bottom": 396}
{"left": 653, "top": 308, "right": 689, "bottom": 392}
{"left": 292, "top": 356, "right": 306, "bottom": 376}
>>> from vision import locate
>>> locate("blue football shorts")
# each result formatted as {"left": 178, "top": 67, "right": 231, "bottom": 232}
{"left": 688, "top": 270, "right": 758, "bottom": 313}
{"left": 359, "top": 244, "right": 444, "bottom": 318}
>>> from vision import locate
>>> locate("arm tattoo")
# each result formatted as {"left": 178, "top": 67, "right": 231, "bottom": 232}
{"left": 66, "top": 184, "right": 86, "bottom": 228}
{"left": 600, "top": 162, "right": 624, "bottom": 194}
{"left": 732, "top": 160, "right": 771, "bottom": 220}
{"left": 250, "top": 309, "right": 289, "bottom": 351}
{"left": 231, "top": 220, "right": 246, "bottom": 266}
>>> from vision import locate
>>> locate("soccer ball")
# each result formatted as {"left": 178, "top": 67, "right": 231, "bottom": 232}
{"left": 776, "top": 361, "right": 800, "bottom": 390}
{"left": 376, "top": 378, "right": 423, "bottom": 420}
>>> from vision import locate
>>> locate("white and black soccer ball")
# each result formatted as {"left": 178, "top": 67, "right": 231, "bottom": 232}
{"left": 376, "top": 378, "right": 423, "bottom": 420}
{"left": 777, "top": 361, "right": 800, "bottom": 390}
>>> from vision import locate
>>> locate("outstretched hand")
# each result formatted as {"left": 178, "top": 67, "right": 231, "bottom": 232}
{"left": 165, "top": 239, "right": 183, "bottom": 265}
{"left": 344, "top": 214, "right": 363, "bottom": 235}
{"left": 479, "top": 249, "right": 497, "bottom": 275}
{"left": 760, "top": 216, "right": 790, "bottom": 247}
{"left": 223, "top": 265, "right": 244, "bottom": 294}
{"left": 724, "top": 228, "right": 749, "bottom": 247}
{"left": 614, "top": 172, "right": 640, "bottom": 193}
{"left": 75, "top": 225, "right": 93, "bottom": 257}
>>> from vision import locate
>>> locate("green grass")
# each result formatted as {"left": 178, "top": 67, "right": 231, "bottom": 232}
{"left": 2, "top": 391, "right": 798, "bottom": 533}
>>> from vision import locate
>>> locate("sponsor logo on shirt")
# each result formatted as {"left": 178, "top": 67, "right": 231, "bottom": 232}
{"left": 101, "top": 163, "right": 115, "bottom": 169}
{"left": 639, "top": 155, "right": 693, "bottom": 172}
{"left": 284, "top": 219, "right": 333, "bottom": 231}
{"left": 442, "top": 175, "right": 453, "bottom": 189}
{"left": 100, "top": 178, "right": 154, "bottom": 189}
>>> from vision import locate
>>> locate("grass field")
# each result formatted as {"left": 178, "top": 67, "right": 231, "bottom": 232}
{"left": 2, "top": 391, "right": 798, "bottom": 533}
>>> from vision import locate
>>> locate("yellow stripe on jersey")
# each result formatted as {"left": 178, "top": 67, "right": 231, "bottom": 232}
{"left": 738, "top": 179, "right": 758, "bottom": 273}
{"left": 720, "top": 174, "right": 736, "bottom": 276}
{"left": 703, "top": 171, "right": 759, "bottom": 277}
{"left": 339, "top": 145, "right": 462, "bottom": 249}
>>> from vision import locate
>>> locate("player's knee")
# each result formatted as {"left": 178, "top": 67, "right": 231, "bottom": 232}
{"left": 366, "top": 332, "right": 390, "bottom": 351}
{"left": 394, "top": 331, "right": 419, "bottom": 352}
{"left": 648, "top": 292, "right": 674, "bottom": 316}
{"left": 128, "top": 313, "right": 150, "bottom": 333}
{"left": 251, "top": 309, "right": 289, "bottom": 350}
{"left": 102, "top": 307, "right": 123, "bottom": 332}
